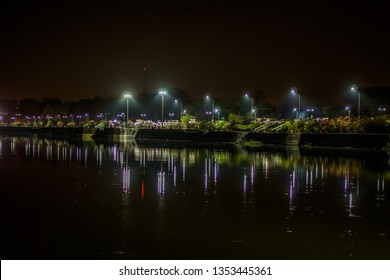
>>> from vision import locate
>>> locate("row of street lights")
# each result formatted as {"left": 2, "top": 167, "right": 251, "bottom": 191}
{"left": 290, "top": 84, "right": 361, "bottom": 119}
{"left": 124, "top": 89, "right": 183, "bottom": 123}
{"left": 123, "top": 84, "right": 364, "bottom": 122}
{"left": 124, "top": 89, "right": 215, "bottom": 122}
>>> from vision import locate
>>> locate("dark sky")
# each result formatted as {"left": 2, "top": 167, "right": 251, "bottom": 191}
{"left": 1, "top": 1, "right": 389, "bottom": 105}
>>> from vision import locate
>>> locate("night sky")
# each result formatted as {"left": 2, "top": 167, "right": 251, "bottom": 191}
{"left": 1, "top": 1, "right": 389, "bottom": 105}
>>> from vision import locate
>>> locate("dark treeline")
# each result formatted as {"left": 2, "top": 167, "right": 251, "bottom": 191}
{"left": 0, "top": 87, "right": 278, "bottom": 122}
{"left": 0, "top": 86, "right": 389, "bottom": 121}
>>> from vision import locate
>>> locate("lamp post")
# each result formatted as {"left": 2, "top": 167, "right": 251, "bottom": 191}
{"left": 159, "top": 89, "right": 167, "bottom": 122}
{"left": 293, "top": 108, "right": 298, "bottom": 119}
{"left": 378, "top": 107, "right": 386, "bottom": 115}
{"left": 244, "top": 93, "right": 254, "bottom": 118}
{"left": 252, "top": 109, "right": 257, "bottom": 119}
{"left": 205, "top": 111, "right": 212, "bottom": 121}
{"left": 169, "top": 113, "right": 174, "bottom": 120}
{"left": 123, "top": 91, "right": 132, "bottom": 125}
{"left": 307, "top": 108, "right": 314, "bottom": 118}
{"left": 290, "top": 87, "right": 300, "bottom": 119}
{"left": 215, "top": 109, "right": 220, "bottom": 120}
{"left": 345, "top": 106, "right": 351, "bottom": 123}
{"left": 206, "top": 95, "right": 215, "bottom": 122}
{"left": 174, "top": 99, "right": 183, "bottom": 119}
{"left": 350, "top": 84, "right": 360, "bottom": 119}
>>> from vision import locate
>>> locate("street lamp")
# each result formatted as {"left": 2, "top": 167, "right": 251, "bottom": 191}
{"left": 244, "top": 92, "right": 254, "bottom": 118}
{"left": 123, "top": 91, "right": 132, "bottom": 124}
{"left": 307, "top": 108, "right": 314, "bottom": 118}
{"left": 205, "top": 111, "right": 212, "bottom": 121}
{"left": 252, "top": 108, "right": 257, "bottom": 119}
{"left": 350, "top": 84, "right": 360, "bottom": 119}
{"left": 345, "top": 106, "right": 351, "bottom": 122}
{"left": 174, "top": 99, "right": 183, "bottom": 119}
{"left": 215, "top": 109, "right": 220, "bottom": 120}
{"left": 205, "top": 95, "right": 215, "bottom": 122}
{"left": 378, "top": 107, "right": 386, "bottom": 115}
{"left": 169, "top": 113, "right": 174, "bottom": 120}
{"left": 293, "top": 108, "right": 298, "bottom": 119}
{"left": 290, "top": 87, "right": 300, "bottom": 119}
{"left": 159, "top": 89, "right": 168, "bottom": 122}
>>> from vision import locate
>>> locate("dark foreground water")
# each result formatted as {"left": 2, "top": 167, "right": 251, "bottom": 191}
{"left": 0, "top": 136, "right": 389, "bottom": 259}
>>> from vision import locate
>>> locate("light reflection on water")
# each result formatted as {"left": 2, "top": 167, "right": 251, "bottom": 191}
{"left": 0, "top": 136, "right": 389, "bottom": 259}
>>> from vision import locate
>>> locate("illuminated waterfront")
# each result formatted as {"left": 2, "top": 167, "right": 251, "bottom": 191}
{"left": 0, "top": 137, "right": 389, "bottom": 259}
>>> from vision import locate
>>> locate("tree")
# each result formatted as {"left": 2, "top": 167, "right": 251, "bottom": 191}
{"left": 228, "top": 113, "right": 243, "bottom": 128}
{"left": 180, "top": 114, "right": 196, "bottom": 129}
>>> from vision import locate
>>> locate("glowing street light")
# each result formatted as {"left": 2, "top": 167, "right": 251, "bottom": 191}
{"left": 345, "top": 106, "right": 351, "bottom": 122}
{"left": 307, "top": 108, "right": 314, "bottom": 118}
{"left": 244, "top": 92, "right": 254, "bottom": 118}
{"left": 378, "top": 107, "right": 386, "bottom": 114}
{"left": 350, "top": 84, "right": 360, "bottom": 119}
{"left": 123, "top": 91, "right": 132, "bottom": 124}
{"left": 293, "top": 108, "right": 298, "bottom": 119}
{"left": 159, "top": 89, "right": 168, "bottom": 122}
{"left": 205, "top": 95, "right": 215, "bottom": 122}
{"left": 174, "top": 99, "right": 183, "bottom": 119}
{"left": 215, "top": 109, "right": 220, "bottom": 120}
{"left": 252, "top": 108, "right": 257, "bottom": 119}
{"left": 290, "top": 87, "right": 300, "bottom": 119}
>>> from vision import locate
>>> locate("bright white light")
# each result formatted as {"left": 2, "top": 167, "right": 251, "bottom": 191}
{"left": 290, "top": 87, "right": 297, "bottom": 95}
{"left": 350, "top": 84, "right": 358, "bottom": 92}
{"left": 123, "top": 91, "right": 132, "bottom": 98}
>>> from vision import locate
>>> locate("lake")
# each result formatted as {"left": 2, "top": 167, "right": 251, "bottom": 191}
{"left": 0, "top": 136, "right": 389, "bottom": 259}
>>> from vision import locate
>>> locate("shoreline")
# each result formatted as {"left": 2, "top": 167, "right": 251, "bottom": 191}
{"left": 1, "top": 126, "right": 389, "bottom": 153}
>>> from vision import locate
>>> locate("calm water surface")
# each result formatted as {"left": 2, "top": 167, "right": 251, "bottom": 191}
{"left": 1, "top": 137, "right": 389, "bottom": 259}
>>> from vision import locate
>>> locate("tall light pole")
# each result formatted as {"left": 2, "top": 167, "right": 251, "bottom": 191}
{"left": 307, "top": 108, "right": 314, "bottom": 118}
{"left": 244, "top": 92, "right": 254, "bottom": 118}
{"left": 293, "top": 108, "right": 298, "bottom": 119}
{"left": 350, "top": 84, "right": 360, "bottom": 119}
{"left": 345, "top": 106, "right": 351, "bottom": 123}
{"left": 290, "top": 87, "right": 300, "bottom": 119}
{"left": 174, "top": 99, "right": 183, "bottom": 119}
{"left": 206, "top": 95, "right": 215, "bottom": 122}
{"left": 123, "top": 91, "right": 132, "bottom": 125}
{"left": 215, "top": 109, "right": 220, "bottom": 120}
{"left": 159, "top": 89, "right": 167, "bottom": 122}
